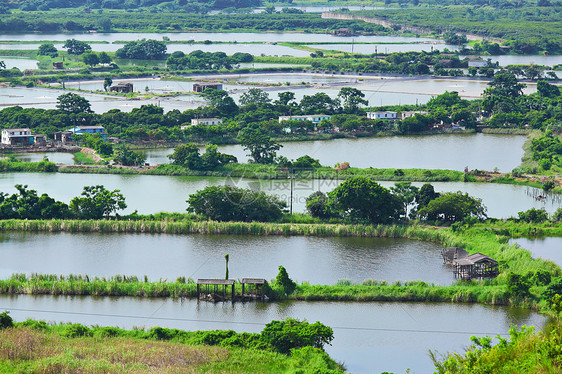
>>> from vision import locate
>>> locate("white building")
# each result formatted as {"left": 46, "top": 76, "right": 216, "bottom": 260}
{"left": 278, "top": 114, "right": 332, "bottom": 124}
{"left": 188, "top": 118, "right": 223, "bottom": 128}
{"left": 400, "top": 111, "right": 428, "bottom": 120}
{"left": 468, "top": 59, "right": 488, "bottom": 68}
{"left": 1, "top": 128, "right": 33, "bottom": 145}
{"left": 366, "top": 112, "right": 397, "bottom": 120}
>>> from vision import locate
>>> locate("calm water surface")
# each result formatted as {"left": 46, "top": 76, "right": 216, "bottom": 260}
{"left": 0, "top": 32, "right": 441, "bottom": 44}
{"left": 0, "top": 295, "right": 549, "bottom": 374}
{"left": 0, "top": 152, "right": 74, "bottom": 164}
{"left": 142, "top": 133, "right": 526, "bottom": 172}
{"left": 0, "top": 232, "right": 452, "bottom": 284}
{"left": 511, "top": 237, "right": 562, "bottom": 266}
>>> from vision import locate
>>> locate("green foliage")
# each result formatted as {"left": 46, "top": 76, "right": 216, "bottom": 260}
{"left": 167, "top": 50, "right": 248, "bottom": 70}
{"left": 37, "top": 43, "right": 58, "bottom": 58}
{"left": 115, "top": 39, "right": 167, "bottom": 60}
{"left": 168, "top": 143, "right": 236, "bottom": 170}
{"left": 81, "top": 52, "right": 99, "bottom": 67}
{"left": 305, "top": 191, "right": 332, "bottom": 219}
{"left": 553, "top": 208, "right": 562, "bottom": 222}
{"left": 62, "top": 323, "right": 92, "bottom": 338}
{"left": 240, "top": 88, "right": 271, "bottom": 106}
{"left": 260, "top": 318, "right": 334, "bottom": 355}
{"left": 239, "top": 125, "right": 282, "bottom": 164}
{"left": 114, "top": 144, "right": 146, "bottom": 166}
{"left": 517, "top": 208, "right": 549, "bottom": 223}
{"left": 0, "top": 184, "right": 71, "bottom": 219}
{"left": 328, "top": 176, "right": 402, "bottom": 223}
{"left": 56, "top": 92, "right": 92, "bottom": 114}
{"left": 69, "top": 185, "right": 127, "bottom": 219}
{"left": 0, "top": 311, "right": 13, "bottom": 329}
{"left": 275, "top": 266, "right": 296, "bottom": 296}
{"left": 62, "top": 39, "right": 91, "bottom": 55}
{"left": 506, "top": 272, "right": 531, "bottom": 298}
{"left": 187, "top": 185, "right": 286, "bottom": 222}
{"left": 417, "top": 191, "right": 487, "bottom": 223}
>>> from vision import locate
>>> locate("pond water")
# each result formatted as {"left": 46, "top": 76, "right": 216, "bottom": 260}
{"left": 468, "top": 55, "right": 562, "bottom": 67}
{"left": 511, "top": 237, "right": 562, "bottom": 267}
{"left": 144, "top": 133, "right": 526, "bottom": 172}
{"left": 0, "top": 232, "right": 452, "bottom": 284}
{"left": 0, "top": 295, "right": 549, "bottom": 374}
{"left": 0, "top": 32, "right": 441, "bottom": 44}
{"left": 311, "top": 42, "right": 459, "bottom": 54}
{"left": 0, "top": 169, "right": 559, "bottom": 218}
{"left": 0, "top": 56, "right": 38, "bottom": 70}
{"left": 0, "top": 151, "right": 74, "bottom": 164}
{"left": 2, "top": 75, "right": 538, "bottom": 112}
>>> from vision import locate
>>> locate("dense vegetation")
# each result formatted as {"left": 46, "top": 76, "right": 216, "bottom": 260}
{"left": 0, "top": 11, "right": 389, "bottom": 33}
{"left": 0, "top": 313, "right": 343, "bottom": 373}
{"left": 363, "top": 4, "right": 562, "bottom": 54}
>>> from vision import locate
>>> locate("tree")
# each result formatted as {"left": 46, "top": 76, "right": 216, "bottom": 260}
{"left": 0, "top": 184, "right": 70, "bottom": 219}
{"left": 415, "top": 183, "right": 440, "bottom": 210}
{"left": 99, "top": 18, "right": 112, "bottom": 32}
{"left": 69, "top": 185, "right": 127, "bottom": 219}
{"left": 114, "top": 144, "right": 146, "bottom": 166}
{"left": 115, "top": 39, "right": 167, "bottom": 60}
{"left": 240, "top": 88, "right": 271, "bottom": 106}
{"left": 56, "top": 93, "right": 92, "bottom": 114}
{"left": 338, "top": 87, "right": 368, "bottom": 113}
{"left": 517, "top": 208, "right": 549, "bottom": 223}
{"left": 275, "top": 265, "right": 296, "bottom": 296}
{"left": 239, "top": 126, "right": 282, "bottom": 164}
{"left": 276, "top": 91, "right": 296, "bottom": 106}
{"left": 306, "top": 191, "right": 332, "bottom": 219}
{"left": 103, "top": 77, "right": 113, "bottom": 92}
{"left": 201, "top": 88, "right": 238, "bottom": 117}
{"left": 63, "top": 39, "right": 92, "bottom": 55}
{"left": 299, "top": 93, "right": 340, "bottom": 114}
{"left": 99, "top": 52, "right": 111, "bottom": 65}
{"left": 417, "top": 191, "right": 487, "bottom": 223}
{"left": 38, "top": 43, "right": 58, "bottom": 58}
{"left": 82, "top": 52, "right": 99, "bottom": 67}
{"left": 168, "top": 143, "right": 236, "bottom": 170}
{"left": 328, "top": 177, "right": 402, "bottom": 223}
{"left": 537, "top": 80, "right": 560, "bottom": 98}
{"left": 260, "top": 318, "right": 334, "bottom": 354}
{"left": 0, "top": 311, "right": 13, "bottom": 329}
{"left": 187, "top": 185, "right": 286, "bottom": 222}
{"left": 390, "top": 182, "right": 419, "bottom": 218}
{"left": 168, "top": 143, "right": 203, "bottom": 169}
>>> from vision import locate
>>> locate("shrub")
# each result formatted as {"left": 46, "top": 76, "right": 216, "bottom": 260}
{"left": 275, "top": 266, "right": 296, "bottom": 296}
{"left": 63, "top": 323, "right": 91, "bottom": 337}
{"left": 507, "top": 272, "right": 531, "bottom": 298}
{"left": 0, "top": 311, "right": 13, "bottom": 329}
{"left": 517, "top": 208, "right": 549, "bottom": 223}
{"left": 260, "top": 318, "right": 334, "bottom": 354}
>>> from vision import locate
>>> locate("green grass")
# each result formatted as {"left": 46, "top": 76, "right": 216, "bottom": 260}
{"left": 0, "top": 322, "right": 343, "bottom": 373}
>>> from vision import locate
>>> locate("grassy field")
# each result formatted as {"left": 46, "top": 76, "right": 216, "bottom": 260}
{"left": 0, "top": 322, "right": 343, "bottom": 373}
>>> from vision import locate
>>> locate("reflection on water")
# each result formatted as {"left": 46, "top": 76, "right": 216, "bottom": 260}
{"left": 0, "top": 232, "right": 452, "bottom": 285}
{"left": 0, "top": 295, "right": 550, "bottom": 374}
{"left": 510, "top": 237, "right": 562, "bottom": 266}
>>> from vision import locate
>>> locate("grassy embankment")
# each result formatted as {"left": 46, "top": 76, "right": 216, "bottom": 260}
{"left": 0, "top": 220, "right": 560, "bottom": 309}
{"left": 2, "top": 156, "right": 559, "bottom": 191}
{"left": 0, "top": 321, "right": 342, "bottom": 373}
